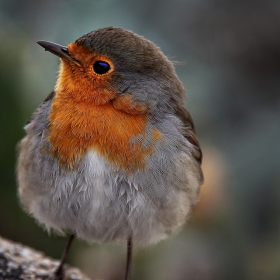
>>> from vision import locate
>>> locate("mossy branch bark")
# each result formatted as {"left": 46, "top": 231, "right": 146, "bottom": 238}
{"left": 0, "top": 236, "right": 90, "bottom": 280}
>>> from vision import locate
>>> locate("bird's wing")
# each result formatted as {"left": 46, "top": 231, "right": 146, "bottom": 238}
{"left": 176, "top": 104, "right": 202, "bottom": 163}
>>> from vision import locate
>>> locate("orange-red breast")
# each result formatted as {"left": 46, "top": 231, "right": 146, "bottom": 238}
{"left": 17, "top": 27, "right": 203, "bottom": 280}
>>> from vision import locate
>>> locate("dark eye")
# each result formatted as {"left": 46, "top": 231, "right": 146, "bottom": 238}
{"left": 93, "top": 61, "right": 111, "bottom": 74}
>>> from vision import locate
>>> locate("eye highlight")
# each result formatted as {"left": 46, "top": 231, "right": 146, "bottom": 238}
{"left": 93, "top": 61, "right": 111, "bottom": 75}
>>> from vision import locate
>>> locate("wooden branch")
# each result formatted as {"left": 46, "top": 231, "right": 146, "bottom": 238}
{"left": 0, "top": 235, "right": 91, "bottom": 280}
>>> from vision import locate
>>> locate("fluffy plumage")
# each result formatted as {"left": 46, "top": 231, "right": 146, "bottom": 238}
{"left": 17, "top": 27, "right": 203, "bottom": 246}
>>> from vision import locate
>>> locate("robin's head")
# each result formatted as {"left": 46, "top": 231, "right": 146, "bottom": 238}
{"left": 37, "top": 27, "right": 185, "bottom": 115}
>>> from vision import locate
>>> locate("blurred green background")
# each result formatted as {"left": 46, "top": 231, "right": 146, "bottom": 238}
{"left": 0, "top": 0, "right": 279, "bottom": 279}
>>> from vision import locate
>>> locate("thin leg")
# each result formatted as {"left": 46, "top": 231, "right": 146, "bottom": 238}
{"left": 125, "top": 236, "right": 133, "bottom": 280}
{"left": 54, "top": 234, "right": 75, "bottom": 280}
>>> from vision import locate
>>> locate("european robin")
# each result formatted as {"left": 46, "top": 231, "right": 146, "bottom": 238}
{"left": 17, "top": 27, "right": 203, "bottom": 280}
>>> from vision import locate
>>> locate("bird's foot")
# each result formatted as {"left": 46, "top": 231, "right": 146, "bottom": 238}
{"left": 51, "top": 264, "right": 65, "bottom": 280}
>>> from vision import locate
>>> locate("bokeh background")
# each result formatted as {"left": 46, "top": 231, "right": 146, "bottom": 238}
{"left": 0, "top": 0, "right": 279, "bottom": 279}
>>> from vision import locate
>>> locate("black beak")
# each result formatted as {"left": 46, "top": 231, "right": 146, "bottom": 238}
{"left": 37, "top": 40, "right": 81, "bottom": 66}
